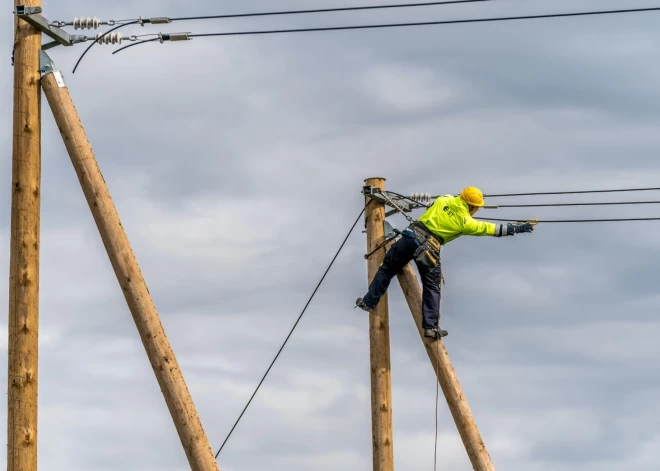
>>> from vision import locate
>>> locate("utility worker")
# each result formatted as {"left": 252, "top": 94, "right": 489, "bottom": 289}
{"left": 356, "top": 187, "right": 535, "bottom": 338}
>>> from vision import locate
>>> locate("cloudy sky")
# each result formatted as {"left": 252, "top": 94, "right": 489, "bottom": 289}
{"left": 2, "top": 0, "right": 660, "bottom": 470}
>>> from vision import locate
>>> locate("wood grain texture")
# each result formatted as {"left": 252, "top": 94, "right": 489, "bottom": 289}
{"left": 364, "top": 178, "right": 394, "bottom": 471}
{"left": 396, "top": 264, "right": 495, "bottom": 471}
{"left": 42, "top": 72, "right": 219, "bottom": 471}
{"left": 8, "top": 1, "right": 42, "bottom": 469}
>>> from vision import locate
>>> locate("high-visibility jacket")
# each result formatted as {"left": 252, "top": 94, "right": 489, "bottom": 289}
{"left": 417, "top": 195, "right": 496, "bottom": 244}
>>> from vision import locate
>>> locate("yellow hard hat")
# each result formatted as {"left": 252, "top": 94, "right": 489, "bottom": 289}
{"left": 459, "top": 187, "right": 485, "bottom": 207}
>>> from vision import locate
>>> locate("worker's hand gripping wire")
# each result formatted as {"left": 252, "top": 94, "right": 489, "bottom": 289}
{"left": 513, "top": 220, "right": 536, "bottom": 233}
{"left": 497, "top": 220, "right": 537, "bottom": 236}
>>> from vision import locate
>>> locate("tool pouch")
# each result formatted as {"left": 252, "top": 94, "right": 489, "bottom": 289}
{"left": 411, "top": 223, "right": 442, "bottom": 271}
{"left": 413, "top": 237, "right": 441, "bottom": 271}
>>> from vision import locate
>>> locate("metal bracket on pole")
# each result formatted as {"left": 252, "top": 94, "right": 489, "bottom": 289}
{"left": 362, "top": 185, "right": 415, "bottom": 215}
{"left": 15, "top": 5, "right": 87, "bottom": 49}
{"left": 39, "top": 50, "right": 65, "bottom": 87}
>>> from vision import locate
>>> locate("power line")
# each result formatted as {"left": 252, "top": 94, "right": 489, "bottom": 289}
{"left": 481, "top": 186, "right": 660, "bottom": 198}
{"left": 417, "top": 186, "right": 660, "bottom": 201}
{"left": 214, "top": 201, "right": 371, "bottom": 458}
{"left": 171, "top": 0, "right": 504, "bottom": 22}
{"left": 389, "top": 191, "right": 660, "bottom": 208}
{"left": 478, "top": 217, "right": 660, "bottom": 223}
{"left": 112, "top": 6, "right": 660, "bottom": 55}
{"left": 72, "top": 0, "right": 502, "bottom": 72}
{"left": 386, "top": 191, "right": 660, "bottom": 221}
{"left": 493, "top": 200, "right": 660, "bottom": 208}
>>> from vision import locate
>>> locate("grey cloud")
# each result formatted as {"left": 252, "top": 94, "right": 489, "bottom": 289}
{"left": 2, "top": 0, "right": 660, "bottom": 470}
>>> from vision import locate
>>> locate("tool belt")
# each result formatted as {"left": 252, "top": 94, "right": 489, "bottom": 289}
{"left": 410, "top": 222, "right": 443, "bottom": 271}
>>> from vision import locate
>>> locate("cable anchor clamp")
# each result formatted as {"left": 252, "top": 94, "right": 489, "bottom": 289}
{"left": 150, "top": 17, "right": 172, "bottom": 24}
{"left": 158, "top": 32, "right": 191, "bottom": 43}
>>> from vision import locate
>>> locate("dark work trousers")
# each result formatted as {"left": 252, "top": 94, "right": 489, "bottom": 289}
{"left": 362, "top": 234, "right": 442, "bottom": 330}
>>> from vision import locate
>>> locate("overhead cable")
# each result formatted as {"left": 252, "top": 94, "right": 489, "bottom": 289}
{"left": 493, "top": 200, "right": 660, "bottom": 208}
{"left": 214, "top": 201, "right": 371, "bottom": 458}
{"left": 416, "top": 186, "right": 660, "bottom": 201}
{"left": 387, "top": 191, "right": 660, "bottom": 222}
{"left": 171, "top": 0, "right": 505, "bottom": 22}
{"left": 480, "top": 186, "right": 660, "bottom": 198}
{"left": 72, "top": 0, "right": 501, "bottom": 72}
{"left": 478, "top": 217, "right": 660, "bottom": 223}
{"left": 385, "top": 190, "right": 660, "bottom": 206}
{"left": 111, "top": 6, "right": 660, "bottom": 55}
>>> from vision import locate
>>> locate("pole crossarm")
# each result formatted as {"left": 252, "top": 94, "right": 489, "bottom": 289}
{"left": 15, "top": 5, "right": 86, "bottom": 49}
{"left": 363, "top": 185, "right": 419, "bottom": 217}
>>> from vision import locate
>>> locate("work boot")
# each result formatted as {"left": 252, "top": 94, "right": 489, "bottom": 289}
{"left": 355, "top": 297, "right": 374, "bottom": 312}
{"left": 424, "top": 328, "right": 448, "bottom": 339}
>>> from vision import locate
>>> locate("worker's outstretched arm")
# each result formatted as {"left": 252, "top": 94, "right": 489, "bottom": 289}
{"left": 463, "top": 217, "right": 535, "bottom": 237}
{"left": 462, "top": 217, "right": 496, "bottom": 236}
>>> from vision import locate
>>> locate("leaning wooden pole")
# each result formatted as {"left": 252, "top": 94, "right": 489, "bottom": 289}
{"left": 396, "top": 264, "right": 495, "bottom": 471}
{"left": 364, "top": 178, "right": 395, "bottom": 471}
{"left": 7, "top": 1, "right": 42, "bottom": 470}
{"left": 41, "top": 61, "right": 219, "bottom": 471}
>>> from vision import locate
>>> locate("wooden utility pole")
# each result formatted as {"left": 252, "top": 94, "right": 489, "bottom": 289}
{"left": 364, "top": 178, "right": 395, "bottom": 471}
{"left": 41, "top": 65, "right": 219, "bottom": 471}
{"left": 8, "top": 0, "right": 42, "bottom": 470}
{"left": 396, "top": 264, "right": 495, "bottom": 471}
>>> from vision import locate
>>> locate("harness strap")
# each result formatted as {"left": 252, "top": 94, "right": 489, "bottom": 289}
{"left": 410, "top": 221, "right": 444, "bottom": 247}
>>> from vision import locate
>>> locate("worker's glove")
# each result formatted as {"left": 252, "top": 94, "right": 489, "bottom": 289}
{"left": 496, "top": 223, "right": 534, "bottom": 237}
{"left": 514, "top": 222, "right": 535, "bottom": 233}
{"left": 506, "top": 224, "right": 516, "bottom": 236}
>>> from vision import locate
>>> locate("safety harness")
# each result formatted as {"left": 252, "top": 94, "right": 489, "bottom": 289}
{"left": 409, "top": 221, "right": 443, "bottom": 271}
